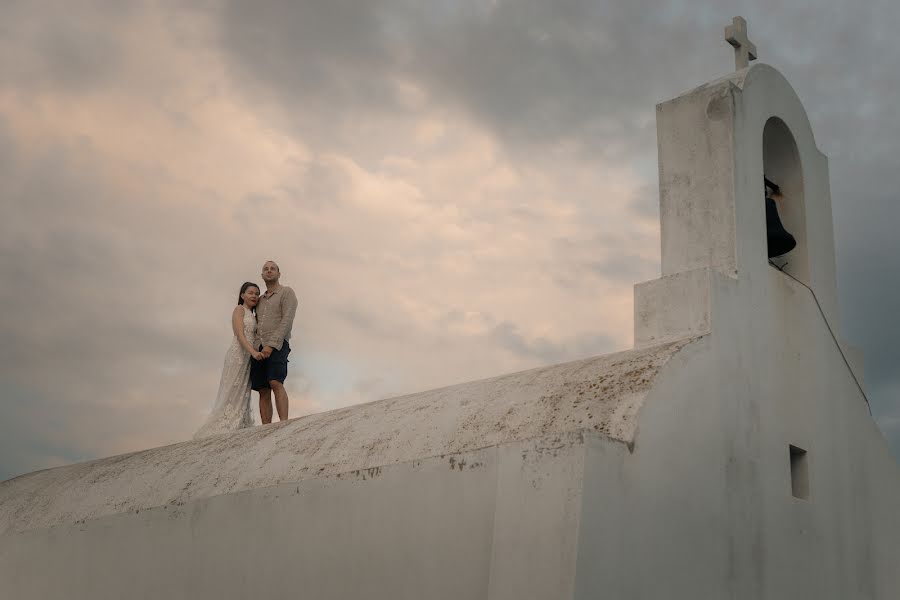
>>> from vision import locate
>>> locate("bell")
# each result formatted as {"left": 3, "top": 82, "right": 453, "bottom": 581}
{"left": 766, "top": 195, "right": 797, "bottom": 258}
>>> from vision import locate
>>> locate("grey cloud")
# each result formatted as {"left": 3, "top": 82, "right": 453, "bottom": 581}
{"left": 37, "top": 22, "right": 120, "bottom": 89}
{"left": 218, "top": 0, "right": 680, "bottom": 159}
{"left": 352, "top": 376, "right": 386, "bottom": 396}
{"left": 0, "top": 114, "right": 13, "bottom": 170}
{"left": 589, "top": 255, "right": 659, "bottom": 284}
{"left": 549, "top": 232, "right": 660, "bottom": 288}
{"left": 331, "top": 302, "right": 412, "bottom": 342}
{"left": 882, "top": 416, "right": 900, "bottom": 462}
{"left": 836, "top": 210, "right": 900, "bottom": 403}
{"left": 286, "top": 160, "right": 351, "bottom": 212}
{"left": 0, "top": 1, "right": 136, "bottom": 93}
{"left": 0, "top": 123, "right": 244, "bottom": 480}
{"left": 1, "top": 0, "right": 898, "bottom": 478}
{"left": 219, "top": 0, "right": 406, "bottom": 137}
{"left": 216, "top": 2, "right": 794, "bottom": 161}
{"left": 490, "top": 320, "right": 616, "bottom": 364}
{"left": 629, "top": 183, "right": 661, "bottom": 221}
{"left": 404, "top": 1, "right": 688, "bottom": 152}
{"left": 233, "top": 193, "right": 278, "bottom": 223}
{"left": 0, "top": 384, "right": 79, "bottom": 481}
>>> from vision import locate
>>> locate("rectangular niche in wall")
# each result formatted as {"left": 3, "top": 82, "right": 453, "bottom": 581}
{"left": 789, "top": 445, "right": 809, "bottom": 500}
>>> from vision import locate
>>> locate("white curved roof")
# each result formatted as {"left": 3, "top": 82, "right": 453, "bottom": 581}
{"left": 0, "top": 338, "right": 696, "bottom": 534}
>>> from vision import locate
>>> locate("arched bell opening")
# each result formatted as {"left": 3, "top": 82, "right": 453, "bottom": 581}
{"left": 762, "top": 116, "right": 810, "bottom": 285}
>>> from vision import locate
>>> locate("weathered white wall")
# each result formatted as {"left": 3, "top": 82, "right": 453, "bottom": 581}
{"left": 613, "top": 62, "right": 900, "bottom": 598}
{"left": 1, "top": 434, "right": 588, "bottom": 600}
{"left": 580, "top": 270, "right": 900, "bottom": 598}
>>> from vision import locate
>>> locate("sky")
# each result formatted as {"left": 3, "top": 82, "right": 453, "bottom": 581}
{"left": 0, "top": 0, "right": 897, "bottom": 481}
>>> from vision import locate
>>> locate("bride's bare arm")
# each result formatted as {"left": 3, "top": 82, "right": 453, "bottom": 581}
{"left": 232, "top": 306, "right": 256, "bottom": 354}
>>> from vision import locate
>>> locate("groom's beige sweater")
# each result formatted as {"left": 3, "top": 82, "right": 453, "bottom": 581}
{"left": 256, "top": 285, "right": 298, "bottom": 351}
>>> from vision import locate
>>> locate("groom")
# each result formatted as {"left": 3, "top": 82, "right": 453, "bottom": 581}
{"left": 251, "top": 260, "right": 298, "bottom": 424}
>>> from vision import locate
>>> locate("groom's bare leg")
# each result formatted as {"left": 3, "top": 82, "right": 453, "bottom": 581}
{"left": 270, "top": 380, "right": 289, "bottom": 421}
{"left": 259, "top": 388, "right": 273, "bottom": 424}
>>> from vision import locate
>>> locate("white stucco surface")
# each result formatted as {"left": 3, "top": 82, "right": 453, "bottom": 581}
{"left": 2, "top": 62, "right": 898, "bottom": 599}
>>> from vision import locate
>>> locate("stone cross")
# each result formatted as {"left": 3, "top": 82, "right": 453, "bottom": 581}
{"left": 725, "top": 16, "right": 757, "bottom": 70}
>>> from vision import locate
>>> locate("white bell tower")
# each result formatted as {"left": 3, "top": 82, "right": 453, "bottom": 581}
{"left": 636, "top": 20, "right": 842, "bottom": 348}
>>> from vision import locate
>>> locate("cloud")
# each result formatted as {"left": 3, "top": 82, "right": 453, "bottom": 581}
{"left": 0, "top": 1, "right": 133, "bottom": 93}
{"left": 489, "top": 320, "right": 616, "bottom": 364}
{"left": 0, "top": 0, "right": 647, "bottom": 479}
{"left": 0, "top": 0, "right": 898, "bottom": 479}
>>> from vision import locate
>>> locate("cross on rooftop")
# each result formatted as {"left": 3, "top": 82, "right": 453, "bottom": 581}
{"left": 725, "top": 16, "right": 757, "bottom": 70}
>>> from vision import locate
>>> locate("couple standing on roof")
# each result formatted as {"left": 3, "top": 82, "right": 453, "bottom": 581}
{"left": 194, "top": 260, "right": 298, "bottom": 439}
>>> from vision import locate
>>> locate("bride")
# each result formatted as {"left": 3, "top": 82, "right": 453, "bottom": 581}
{"left": 194, "top": 282, "right": 263, "bottom": 439}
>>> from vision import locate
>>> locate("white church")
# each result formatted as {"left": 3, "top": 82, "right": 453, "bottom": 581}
{"left": 2, "top": 18, "right": 898, "bottom": 599}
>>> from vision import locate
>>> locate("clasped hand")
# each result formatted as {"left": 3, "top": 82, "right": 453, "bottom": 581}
{"left": 252, "top": 347, "right": 274, "bottom": 361}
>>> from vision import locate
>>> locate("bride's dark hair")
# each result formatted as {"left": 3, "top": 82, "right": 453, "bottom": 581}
{"left": 238, "top": 282, "right": 260, "bottom": 311}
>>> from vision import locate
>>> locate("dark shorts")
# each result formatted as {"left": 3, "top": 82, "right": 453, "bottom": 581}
{"left": 250, "top": 340, "right": 290, "bottom": 391}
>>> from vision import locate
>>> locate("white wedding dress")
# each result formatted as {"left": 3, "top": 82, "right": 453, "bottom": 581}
{"left": 194, "top": 306, "right": 256, "bottom": 439}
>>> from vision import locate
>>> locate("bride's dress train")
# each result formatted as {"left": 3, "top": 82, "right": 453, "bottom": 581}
{"left": 194, "top": 307, "right": 256, "bottom": 439}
